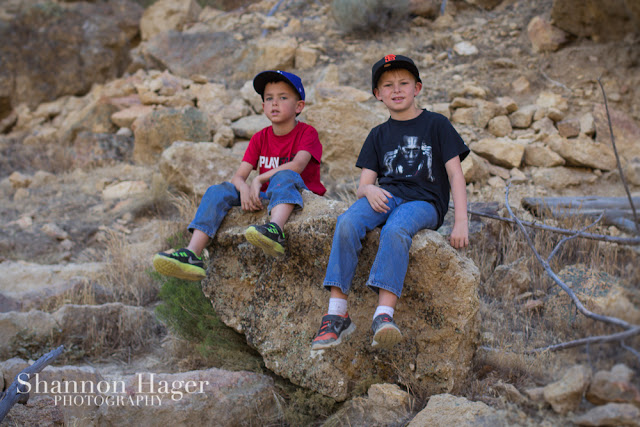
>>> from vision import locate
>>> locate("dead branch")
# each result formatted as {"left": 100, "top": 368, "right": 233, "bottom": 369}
{"left": 621, "top": 341, "right": 640, "bottom": 365}
{"left": 598, "top": 77, "right": 640, "bottom": 234}
{"left": 525, "top": 326, "right": 640, "bottom": 354}
{"left": 461, "top": 205, "right": 640, "bottom": 245}
{"left": 522, "top": 196, "right": 640, "bottom": 235}
{"left": 0, "top": 345, "right": 65, "bottom": 422}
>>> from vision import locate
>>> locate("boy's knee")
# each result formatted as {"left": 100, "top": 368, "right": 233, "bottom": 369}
{"left": 380, "top": 223, "right": 410, "bottom": 240}
{"left": 270, "top": 170, "right": 300, "bottom": 183}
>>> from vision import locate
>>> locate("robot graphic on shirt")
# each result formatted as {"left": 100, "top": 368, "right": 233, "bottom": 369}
{"left": 383, "top": 135, "right": 434, "bottom": 181}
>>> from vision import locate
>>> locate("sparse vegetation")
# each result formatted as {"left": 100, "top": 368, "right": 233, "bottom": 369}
{"left": 154, "top": 276, "right": 264, "bottom": 372}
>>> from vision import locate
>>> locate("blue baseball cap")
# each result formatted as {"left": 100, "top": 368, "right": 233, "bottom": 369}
{"left": 253, "top": 70, "right": 305, "bottom": 101}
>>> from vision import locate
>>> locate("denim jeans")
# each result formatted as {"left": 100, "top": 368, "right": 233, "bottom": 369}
{"left": 188, "top": 170, "right": 308, "bottom": 238}
{"left": 323, "top": 195, "right": 438, "bottom": 298}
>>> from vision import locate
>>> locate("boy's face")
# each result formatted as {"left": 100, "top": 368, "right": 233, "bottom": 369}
{"left": 373, "top": 68, "right": 422, "bottom": 118}
{"left": 262, "top": 81, "right": 304, "bottom": 125}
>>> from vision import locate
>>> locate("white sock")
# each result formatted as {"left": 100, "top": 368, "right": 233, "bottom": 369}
{"left": 374, "top": 305, "right": 394, "bottom": 319}
{"left": 327, "top": 298, "right": 348, "bottom": 316}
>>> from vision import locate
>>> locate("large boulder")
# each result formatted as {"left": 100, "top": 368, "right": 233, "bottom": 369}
{"left": 132, "top": 106, "right": 210, "bottom": 164}
{"left": 201, "top": 193, "right": 480, "bottom": 401}
{"left": 299, "top": 100, "right": 387, "bottom": 191}
{"left": 158, "top": 141, "right": 240, "bottom": 197}
{"left": 551, "top": 0, "right": 640, "bottom": 41}
{"left": 0, "top": 0, "right": 142, "bottom": 109}
{"left": 97, "top": 369, "right": 280, "bottom": 426}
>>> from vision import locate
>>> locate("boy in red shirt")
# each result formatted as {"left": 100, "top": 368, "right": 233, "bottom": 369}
{"left": 153, "top": 71, "right": 326, "bottom": 281}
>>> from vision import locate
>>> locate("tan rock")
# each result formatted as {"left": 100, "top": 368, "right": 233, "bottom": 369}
{"left": 594, "top": 103, "right": 640, "bottom": 160}
{"left": 140, "top": 0, "right": 202, "bottom": 41}
{"left": 487, "top": 115, "right": 512, "bottom": 137}
{"left": 527, "top": 16, "right": 568, "bottom": 52}
{"left": 102, "top": 180, "right": 148, "bottom": 200}
{"left": 511, "top": 76, "right": 531, "bottom": 93}
{"left": 249, "top": 37, "right": 298, "bottom": 74}
{"left": 543, "top": 364, "right": 591, "bottom": 415}
{"left": 509, "top": 105, "right": 536, "bottom": 128}
{"left": 536, "top": 91, "right": 568, "bottom": 112}
{"left": 470, "top": 137, "right": 525, "bottom": 169}
{"left": 557, "top": 118, "right": 581, "bottom": 138}
{"left": 230, "top": 114, "right": 271, "bottom": 139}
{"left": 580, "top": 112, "right": 596, "bottom": 136}
{"left": 586, "top": 364, "right": 640, "bottom": 406}
{"left": 461, "top": 151, "right": 491, "bottom": 183}
{"left": 9, "top": 171, "right": 31, "bottom": 189}
{"left": 496, "top": 96, "right": 518, "bottom": 114}
{"left": 485, "top": 257, "right": 531, "bottom": 297}
{"left": 111, "top": 105, "right": 155, "bottom": 129}
{"left": 159, "top": 141, "right": 240, "bottom": 197}
{"left": 203, "top": 194, "right": 480, "bottom": 401}
{"left": 408, "top": 393, "right": 500, "bottom": 426}
{"left": 323, "top": 383, "right": 412, "bottom": 426}
{"left": 547, "top": 134, "right": 616, "bottom": 170}
{"left": 573, "top": 403, "right": 640, "bottom": 427}
{"left": 524, "top": 143, "right": 566, "bottom": 167}
{"left": 530, "top": 166, "right": 598, "bottom": 189}
{"left": 295, "top": 45, "right": 319, "bottom": 69}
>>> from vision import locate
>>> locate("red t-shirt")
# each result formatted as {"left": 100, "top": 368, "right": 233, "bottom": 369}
{"left": 242, "top": 121, "right": 326, "bottom": 196}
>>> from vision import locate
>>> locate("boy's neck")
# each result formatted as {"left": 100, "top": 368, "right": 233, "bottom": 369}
{"left": 272, "top": 119, "right": 298, "bottom": 136}
{"left": 389, "top": 105, "right": 422, "bottom": 122}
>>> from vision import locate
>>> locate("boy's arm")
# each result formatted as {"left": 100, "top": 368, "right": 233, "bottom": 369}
{"left": 231, "top": 161, "right": 262, "bottom": 211}
{"left": 357, "top": 168, "right": 393, "bottom": 213}
{"left": 445, "top": 156, "right": 469, "bottom": 249}
{"left": 249, "top": 150, "right": 312, "bottom": 205}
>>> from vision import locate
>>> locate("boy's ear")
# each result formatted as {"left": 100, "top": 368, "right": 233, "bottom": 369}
{"left": 414, "top": 81, "right": 423, "bottom": 96}
{"left": 296, "top": 99, "right": 305, "bottom": 114}
{"left": 373, "top": 87, "right": 382, "bottom": 101}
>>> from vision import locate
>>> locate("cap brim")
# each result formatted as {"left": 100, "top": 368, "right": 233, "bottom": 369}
{"left": 253, "top": 71, "right": 288, "bottom": 97}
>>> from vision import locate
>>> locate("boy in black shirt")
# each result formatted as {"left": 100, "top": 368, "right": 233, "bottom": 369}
{"left": 312, "top": 55, "right": 470, "bottom": 350}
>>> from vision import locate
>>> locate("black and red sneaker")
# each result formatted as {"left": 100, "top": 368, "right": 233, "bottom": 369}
{"left": 371, "top": 314, "right": 402, "bottom": 349}
{"left": 311, "top": 313, "right": 356, "bottom": 350}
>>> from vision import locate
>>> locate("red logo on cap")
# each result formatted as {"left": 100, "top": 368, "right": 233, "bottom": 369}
{"left": 384, "top": 54, "right": 396, "bottom": 63}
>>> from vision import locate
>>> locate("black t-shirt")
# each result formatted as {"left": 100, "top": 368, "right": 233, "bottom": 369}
{"left": 356, "top": 109, "right": 469, "bottom": 228}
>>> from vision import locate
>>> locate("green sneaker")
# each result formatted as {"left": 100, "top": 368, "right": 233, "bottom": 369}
{"left": 244, "top": 222, "right": 285, "bottom": 257}
{"left": 152, "top": 248, "right": 206, "bottom": 281}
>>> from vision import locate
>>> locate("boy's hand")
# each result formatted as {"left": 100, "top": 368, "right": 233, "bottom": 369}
{"left": 449, "top": 221, "right": 469, "bottom": 249}
{"left": 248, "top": 178, "right": 264, "bottom": 209}
{"left": 239, "top": 182, "right": 261, "bottom": 211}
{"left": 363, "top": 185, "right": 393, "bottom": 213}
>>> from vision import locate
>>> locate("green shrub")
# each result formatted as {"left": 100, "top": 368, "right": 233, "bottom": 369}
{"left": 155, "top": 277, "right": 263, "bottom": 371}
{"left": 331, "top": 0, "right": 410, "bottom": 33}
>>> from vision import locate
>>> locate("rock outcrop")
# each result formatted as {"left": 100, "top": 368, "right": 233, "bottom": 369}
{"left": 201, "top": 192, "right": 480, "bottom": 401}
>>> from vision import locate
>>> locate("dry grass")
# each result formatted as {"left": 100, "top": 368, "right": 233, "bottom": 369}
{"left": 463, "top": 206, "right": 640, "bottom": 403}
{"left": 95, "top": 228, "right": 159, "bottom": 306}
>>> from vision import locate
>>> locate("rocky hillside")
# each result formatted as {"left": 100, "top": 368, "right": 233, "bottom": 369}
{"left": 1, "top": 0, "right": 640, "bottom": 425}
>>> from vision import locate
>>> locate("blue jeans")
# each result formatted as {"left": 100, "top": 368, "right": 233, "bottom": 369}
{"left": 323, "top": 195, "right": 438, "bottom": 298}
{"left": 188, "top": 170, "right": 308, "bottom": 238}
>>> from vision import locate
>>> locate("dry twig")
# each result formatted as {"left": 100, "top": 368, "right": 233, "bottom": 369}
{"left": 597, "top": 77, "right": 640, "bottom": 234}
{"left": 461, "top": 204, "right": 640, "bottom": 245}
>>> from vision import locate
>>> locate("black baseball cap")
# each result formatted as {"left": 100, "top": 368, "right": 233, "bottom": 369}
{"left": 253, "top": 70, "right": 305, "bottom": 101}
{"left": 371, "top": 54, "right": 422, "bottom": 94}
